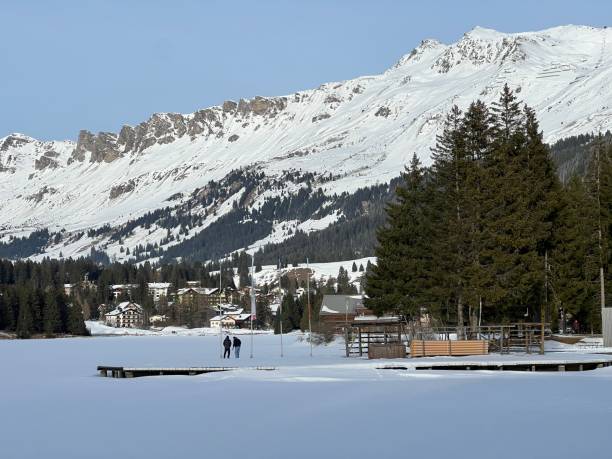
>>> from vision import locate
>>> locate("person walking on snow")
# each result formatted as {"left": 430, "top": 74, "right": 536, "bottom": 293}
{"left": 223, "top": 335, "right": 231, "bottom": 358}
{"left": 233, "top": 336, "right": 242, "bottom": 358}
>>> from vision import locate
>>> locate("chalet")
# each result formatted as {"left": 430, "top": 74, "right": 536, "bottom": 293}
{"left": 319, "top": 295, "right": 371, "bottom": 328}
{"left": 210, "top": 310, "right": 253, "bottom": 329}
{"left": 105, "top": 302, "right": 144, "bottom": 328}
{"left": 148, "top": 282, "right": 172, "bottom": 303}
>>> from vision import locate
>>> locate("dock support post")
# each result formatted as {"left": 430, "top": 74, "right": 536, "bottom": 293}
{"left": 99, "top": 370, "right": 107, "bottom": 377}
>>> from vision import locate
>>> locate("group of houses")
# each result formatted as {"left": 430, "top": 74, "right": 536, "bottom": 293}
{"left": 100, "top": 280, "right": 263, "bottom": 329}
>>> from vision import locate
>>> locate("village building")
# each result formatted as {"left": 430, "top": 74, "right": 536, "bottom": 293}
{"left": 210, "top": 309, "right": 253, "bottom": 329}
{"left": 176, "top": 287, "right": 221, "bottom": 306}
{"left": 173, "top": 287, "right": 221, "bottom": 327}
{"left": 110, "top": 284, "right": 138, "bottom": 299}
{"left": 63, "top": 283, "right": 75, "bottom": 296}
{"left": 319, "top": 295, "right": 371, "bottom": 328}
{"left": 149, "top": 314, "right": 168, "bottom": 326}
{"left": 63, "top": 274, "right": 97, "bottom": 297}
{"left": 104, "top": 302, "right": 144, "bottom": 328}
{"left": 148, "top": 282, "right": 172, "bottom": 303}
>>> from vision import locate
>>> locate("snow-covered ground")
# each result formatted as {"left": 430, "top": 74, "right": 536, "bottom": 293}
{"left": 86, "top": 320, "right": 273, "bottom": 336}
{"left": 1, "top": 333, "right": 611, "bottom": 459}
{"left": 252, "top": 256, "right": 376, "bottom": 289}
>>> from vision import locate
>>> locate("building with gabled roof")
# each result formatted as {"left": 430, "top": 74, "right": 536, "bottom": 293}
{"left": 319, "top": 295, "right": 371, "bottom": 328}
{"left": 104, "top": 301, "right": 144, "bottom": 328}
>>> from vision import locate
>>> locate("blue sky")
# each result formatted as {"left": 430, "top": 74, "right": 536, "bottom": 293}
{"left": 1, "top": 0, "right": 611, "bottom": 140}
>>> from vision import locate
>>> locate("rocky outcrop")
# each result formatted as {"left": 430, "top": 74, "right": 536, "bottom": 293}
{"left": 0, "top": 134, "right": 34, "bottom": 152}
{"left": 312, "top": 113, "right": 331, "bottom": 123}
{"left": 109, "top": 180, "right": 136, "bottom": 199}
{"left": 34, "top": 154, "right": 59, "bottom": 170}
{"left": 70, "top": 130, "right": 121, "bottom": 163}
{"left": 27, "top": 185, "right": 58, "bottom": 203}
{"left": 222, "top": 100, "right": 237, "bottom": 113}
{"left": 237, "top": 96, "right": 287, "bottom": 117}
{"left": 63, "top": 95, "right": 288, "bottom": 163}
{"left": 375, "top": 106, "right": 391, "bottom": 118}
{"left": 118, "top": 125, "right": 136, "bottom": 152}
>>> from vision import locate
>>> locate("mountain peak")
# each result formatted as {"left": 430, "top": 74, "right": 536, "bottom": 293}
{"left": 464, "top": 26, "right": 507, "bottom": 41}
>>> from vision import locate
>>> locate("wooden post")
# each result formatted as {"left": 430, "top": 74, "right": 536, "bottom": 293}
{"left": 358, "top": 326, "right": 363, "bottom": 357}
{"left": 526, "top": 329, "right": 531, "bottom": 355}
{"left": 345, "top": 328, "right": 349, "bottom": 358}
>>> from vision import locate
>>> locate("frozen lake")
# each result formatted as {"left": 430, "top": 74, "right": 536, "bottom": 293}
{"left": 1, "top": 333, "right": 610, "bottom": 458}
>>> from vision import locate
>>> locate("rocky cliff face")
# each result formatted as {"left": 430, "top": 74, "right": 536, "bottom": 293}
{"left": 68, "top": 96, "right": 289, "bottom": 164}
{"left": 1, "top": 25, "right": 612, "bottom": 262}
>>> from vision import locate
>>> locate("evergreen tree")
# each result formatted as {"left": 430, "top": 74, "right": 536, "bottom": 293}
{"left": 43, "top": 289, "right": 62, "bottom": 336}
{"left": 366, "top": 154, "right": 435, "bottom": 318}
{"left": 66, "top": 303, "right": 88, "bottom": 336}
{"left": 16, "top": 288, "right": 33, "bottom": 339}
{"left": 553, "top": 176, "right": 601, "bottom": 331}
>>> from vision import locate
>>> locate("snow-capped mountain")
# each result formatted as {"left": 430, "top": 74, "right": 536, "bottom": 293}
{"left": 2, "top": 25, "right": 612, "bottom": 262}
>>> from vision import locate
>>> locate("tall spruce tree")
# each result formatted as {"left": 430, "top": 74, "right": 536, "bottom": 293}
{"left": 365, "top": 154, "right": 435, "bottom": 318}
{"left": 16, "top": 288, "right": 33, "bottom": 339}
{"left": 553, "top": 176, "right": 601, "bottom": 331}
{"left": 43, "top": 289, "right": 62, "bottom": 336}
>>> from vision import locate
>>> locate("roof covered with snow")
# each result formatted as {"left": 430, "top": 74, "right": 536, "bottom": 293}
{"left": 320, "top": 295, "right": 365, "bottom": 315}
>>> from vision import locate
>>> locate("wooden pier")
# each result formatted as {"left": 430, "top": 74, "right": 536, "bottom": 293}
{"left": 378, "top": 357, "right": 612, "bottom": 372}
{"left": 97, "top": 366, "right": 276, "bottom": 378}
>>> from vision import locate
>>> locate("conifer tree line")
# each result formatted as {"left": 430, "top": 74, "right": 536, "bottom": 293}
{"left": 366, "top": 85, "right": 612, "bottom": 333}
{"left": 0, "top": 250, "right": 368, "bottom": 337}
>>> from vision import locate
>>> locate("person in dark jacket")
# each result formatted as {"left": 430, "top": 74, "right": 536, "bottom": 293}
{"left": 223, "top": 335, "right": 231, "bottom": 358}
{"left": 233, "top": 336, "right": 242, "bottom": 358}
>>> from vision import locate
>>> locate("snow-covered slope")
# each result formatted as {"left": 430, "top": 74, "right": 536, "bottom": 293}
{"left": 2, "top": 25, "right": 612, "bottom": 259}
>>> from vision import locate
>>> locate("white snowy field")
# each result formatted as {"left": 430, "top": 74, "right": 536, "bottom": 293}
{"left": 1, "top": 334, "right": 611, "bottom": 459}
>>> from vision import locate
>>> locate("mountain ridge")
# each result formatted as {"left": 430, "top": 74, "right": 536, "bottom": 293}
{"left": 2, "top": 24, "right": 612, "bottom": 263}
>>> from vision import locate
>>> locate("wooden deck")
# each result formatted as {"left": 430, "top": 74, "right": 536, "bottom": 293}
{"left": 97, "top": 366, "right": 276, "bottom": 378}
{"left": 378, "top": 357, "right": 612, "bottom": 372}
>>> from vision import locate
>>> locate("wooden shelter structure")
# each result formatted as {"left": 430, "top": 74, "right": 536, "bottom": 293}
{"left": 345, "top": 320, "right": 550, "bottom": 358}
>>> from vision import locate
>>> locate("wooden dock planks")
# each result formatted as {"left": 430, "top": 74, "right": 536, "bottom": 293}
{"left": 97, "top": 366, "right": 276, "bottom": 378}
